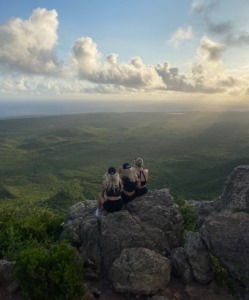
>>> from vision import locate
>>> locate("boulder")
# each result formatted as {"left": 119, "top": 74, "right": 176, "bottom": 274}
{"left": 109, "top": 247, "right": 171, "bottom": 295}
{"left": 192, "top": 165, "right": 249, "bottom": 290}
{"left": 63, "top": 189, "right": 184, "bottom": 288}
{"left": 220, "top": 165, "right": 249, "bottom": 211}
{"left": 170, "top": 247, "right": 193, "bottom": 284}
{"left": 200, "top": 211, "right": 249, "bottom": 287}
{"left": 184, "top": 232, "right": 213, "bottom": 284}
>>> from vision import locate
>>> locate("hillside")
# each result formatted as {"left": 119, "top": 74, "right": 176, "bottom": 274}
{"left": 0, "top": 111, "right": 249, "bottom": 209}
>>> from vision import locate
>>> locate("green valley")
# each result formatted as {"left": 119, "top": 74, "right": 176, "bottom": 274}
{"left": 1, "top": 111, "right": 249, "bottom": 207}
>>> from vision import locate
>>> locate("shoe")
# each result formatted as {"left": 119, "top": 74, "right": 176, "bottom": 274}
{"left": 95, "top": 208, "right": 101, "bottom": 217}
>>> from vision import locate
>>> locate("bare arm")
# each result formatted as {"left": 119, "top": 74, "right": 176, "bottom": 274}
{"left": 100, "top": 183, "right": 106, "bottom": 198}
{"left": 144, "top": 169, "right": 149, "bottom": 180}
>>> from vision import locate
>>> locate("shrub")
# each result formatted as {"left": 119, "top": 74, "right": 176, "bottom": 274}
{"left": 211, "top": 255, "right": 237, "bottom": 295}
{"left": 15, "top": 241, "right": 84, "bottom": 300}
{"left": 0, "top": 207, "right": 64, "bottom": 260}
{"left": 175, "top": 194, "right": 197, "bottom": 232}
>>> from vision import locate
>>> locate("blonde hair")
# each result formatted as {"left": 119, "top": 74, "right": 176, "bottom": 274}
{"left": 134, "top": 157, "right": 143, "bottom": 168}
{"left": 103, "top": 172, "right": 120, "bottom": 191}
{"left": 120, "top": 167, "right": 138, "bottom": 182}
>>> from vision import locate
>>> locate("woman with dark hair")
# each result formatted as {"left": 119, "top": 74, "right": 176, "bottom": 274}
{"left": 119, "top": 162, "right": 138, "bottom": 204}
{"left": 134, "top": 157, "right": 149, "bottom": 196}
{"left": 95, "top": 167, "right": 123, "bottom": 217}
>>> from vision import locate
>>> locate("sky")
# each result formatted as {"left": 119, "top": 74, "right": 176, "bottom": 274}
{"left": 1, "top": 0, "right": 249, "bottom": 116}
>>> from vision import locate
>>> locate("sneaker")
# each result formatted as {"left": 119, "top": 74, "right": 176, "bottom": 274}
{"left": 95, "top": 208, "right": 101, "bottom": 217}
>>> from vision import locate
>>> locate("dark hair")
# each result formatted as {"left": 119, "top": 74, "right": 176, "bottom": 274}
{"left": 108, "top": 167, "right": 116, "bottom": 175}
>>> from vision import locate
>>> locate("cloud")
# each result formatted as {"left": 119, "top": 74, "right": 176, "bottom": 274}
{"left": 72, "top": 37, "right": 101, "bottom": 78}
{"left": 169, "top": 26, "right": 193, "bottom": 47}
{"left": 225, "top": 31, "right": 249, "bottom": 46}
{"left": 191, "top": 0, "right": 249, "bottom": 48}
{"left": 72, "top": 37, "right": 165, "bottom": 89}
{"left": 1, "top": 6, "right": 248, "bottom": 99}
{"left": 188, "top": 36, "right": 245, "bottom": 94}
{"left": 206, "top": 20, "right": 233, "bottom": 35}
{"left": 0, "top": 8, "right": 63, "bottom": 75}
{"left": 191, "top": 0, "right": 218, "bottom": 14}
{"left": 204, "top": 18, "right": 249, "bottom": 47}
{"left": 155, "top": 62, "right": 194, "bottom": 92}
{"left": 197, "top": 36, "right": 225, "bottom": 62}
{"left": 56, "top": 35, "right": 249, "bottom": 96}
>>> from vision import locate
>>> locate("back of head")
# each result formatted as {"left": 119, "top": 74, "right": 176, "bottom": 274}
{"left": 134, "top": 157, "right": 143, "bottom": 168}
{"left": 122, "top": 162, "right": 131, "bottom": 170}
{"left": 104, "top": 167, "right": 120, "bottom": 189}
{"left": 121, "top": 163, "right": 137, "bottom": 182}
{"left": 108, "top": 166, "right": 116, "bottom": 175}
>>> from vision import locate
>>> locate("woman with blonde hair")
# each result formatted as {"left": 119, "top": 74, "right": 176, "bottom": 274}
{"left": 134, "top": 157, "right": 149, "bottom": 196}
{"left": 95, "top": 167, "right": 123, "bottom": 217}
{"left": 119, "top": 162, "right": 138, "bottom": 204}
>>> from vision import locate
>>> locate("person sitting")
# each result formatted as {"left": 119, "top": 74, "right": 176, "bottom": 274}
{"left": 119, "top": 162, "right": 138, "bottom": 204}
{"left": 95, "top": 167, "right": 123, "bottom": 217}
{"left": 134, "top": 157, "right": 149, "bottom": 196}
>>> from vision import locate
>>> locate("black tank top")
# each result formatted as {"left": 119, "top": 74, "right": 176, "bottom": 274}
{"left": 106, "top": 183, "right": 121, "bottom": 197}
{"left": 122, "top": 176, "right": 136, "bottom": 192}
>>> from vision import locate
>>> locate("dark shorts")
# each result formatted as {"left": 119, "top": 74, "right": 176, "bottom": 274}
{"left": 121, "top": 191, "right": 136, "bottom": 204}
{"left": 103, "top": 199, "right": 123, "bottom": 213}
{"left": 135, "top": 186, "right": 148, "bottom": 197}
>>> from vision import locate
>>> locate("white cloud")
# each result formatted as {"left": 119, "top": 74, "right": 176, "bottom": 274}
{"left": 106, "top": 53, "right": 118, "bottom": 65}
{"left": 169, "top": 26, "right": 193, "bottom": 47}
{"left": 72, "top": 37, "right": 101, "bottom": 78}
{"left": 0, "top": 8, "right": 63, "bottom": 75}
{"left": 1, "top": 6, "right": 248, "bottom": 100}
{"left": 72, "top": 37, "right": 165, "bottom": 89}
{"left": 188, "top": 36, "right": 246, "bottom": 94}
{"left": 197, "top": 36, "right": 225, "bottom": 62}
{"left": 155, "top": 62, "right": 194, "bottom": 92}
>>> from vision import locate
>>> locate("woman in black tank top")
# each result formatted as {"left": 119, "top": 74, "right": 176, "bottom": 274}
{"left": 95, "top": 167, "right": 123, "bottom": 217}
{"left": 134, "top": 157, "right": 149, "bottom": 196}
{"left": 119, "top": 162, "right": 138, "bottom": 204}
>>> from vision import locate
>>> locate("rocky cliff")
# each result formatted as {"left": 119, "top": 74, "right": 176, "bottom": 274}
{"left": 1, "top": 165, "right": 249, "bottom": 299}
{"left": 63, "top": 165, "right": 249, "bottom": 299}
{"left": 63, "top": 188, "right": 183, "bottom": 295}
{"left": 193, "top": 165, "right": 249, "bottom": 299}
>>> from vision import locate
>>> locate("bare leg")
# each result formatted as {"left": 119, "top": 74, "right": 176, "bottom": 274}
{"left": 97, "top": 193, "right": 105, "bottom": 208}
{"left": 95, "top": 193, "right": 105, "bottom": 217}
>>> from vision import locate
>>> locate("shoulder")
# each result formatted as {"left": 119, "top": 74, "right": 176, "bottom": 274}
{"left": 101, "top": 182, "right": 107, "bottom": 189}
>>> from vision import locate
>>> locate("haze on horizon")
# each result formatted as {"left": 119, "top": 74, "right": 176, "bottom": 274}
{"left": 1, "top": 0, "right": 249, "bottom": 117}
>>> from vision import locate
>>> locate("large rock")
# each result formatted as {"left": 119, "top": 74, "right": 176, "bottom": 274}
{"left": 170, "top": 247, "right": 193, "bottom": 284}
{"left": 109, "top": 247, "right": 171, "bottom": 295}
{"left": 220, "top": 165, "right": 249, "bottom": 211}
{"left": 192, "top": 165, "right": 249, "bottom": 289}
{"left": 184, "top": 232, "right": 213, "bottom": 284}
{"left": 200, "top": 211, "right": 249, "bottom": 287}
{"left": 63, "top": 189, "right": 184, "bottom": 287}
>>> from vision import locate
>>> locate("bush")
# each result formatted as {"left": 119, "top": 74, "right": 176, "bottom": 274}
{"left": 0, "top": 207, "right": 64, "bottom": 260}
{"left": 175, "top": 194, "right": 197, "bottom": 232}
{"left": 211, "top": 255, "right": 237, "bottom": 295}
{"left": 15, "top": 241, "right": 84, "bottom": 300}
